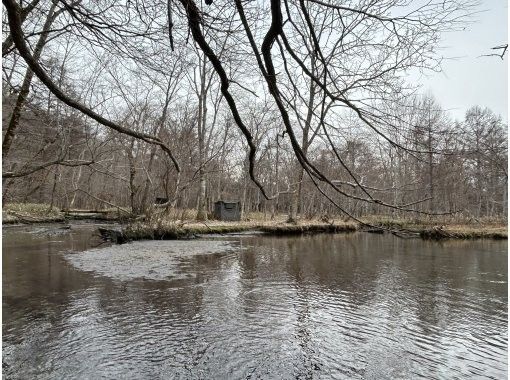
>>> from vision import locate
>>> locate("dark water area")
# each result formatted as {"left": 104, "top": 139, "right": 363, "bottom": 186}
{"left": 2, "top": 224, "right": 508, "bottom": 379}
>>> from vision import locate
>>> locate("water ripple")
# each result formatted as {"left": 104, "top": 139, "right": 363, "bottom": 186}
{"left": 3, "top": 231, "right": 507, "bottom": 379}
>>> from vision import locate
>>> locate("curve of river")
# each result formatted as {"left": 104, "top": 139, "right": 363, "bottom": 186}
{"left": 2, "top": 223, "right": 507, "bottom": 379}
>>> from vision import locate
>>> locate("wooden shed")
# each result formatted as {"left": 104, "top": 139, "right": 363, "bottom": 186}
{"left": 213, "top": 201, "right": 241, "bottom": 221}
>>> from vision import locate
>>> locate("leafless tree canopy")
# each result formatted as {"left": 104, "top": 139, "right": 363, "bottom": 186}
{"left": 2, "top": 0, "right": 507, "bottom": 221}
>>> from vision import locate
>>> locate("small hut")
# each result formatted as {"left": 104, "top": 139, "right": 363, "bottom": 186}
{"left": 155, "top": 197, "right": 168, "bottom": 205}
{"left": 213, "top": 200, "right": 241, "bottom": 221}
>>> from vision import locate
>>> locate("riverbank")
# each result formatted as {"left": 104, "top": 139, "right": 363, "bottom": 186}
{"left": 2, "top": 204, "right": 507, "bottom": 240}
{"left": 3, "top": 203, "right": 66, "bottom": 224}
{"left": 101, "top": 220, "right": 358, "bottom": 243}
{"left": 418, "top": 225, "right": 508, "bottom": 240}
{"left": 361, "top": 216, "right": 508, "bottom": 240}
{"left": 100, "top": 218, "right": 507, "bottom": 243}
{"left": 2, "top": 203, "right": 122, "bottom": 224}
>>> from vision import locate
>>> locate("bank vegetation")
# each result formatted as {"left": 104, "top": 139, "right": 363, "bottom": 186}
{"left": 2, "top": 0, "right": 507, "bottom": 232}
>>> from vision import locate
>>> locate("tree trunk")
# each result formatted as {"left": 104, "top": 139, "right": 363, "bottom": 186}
{"left": 3, "top": 0, "right": 59, "bottom": 159}
{"left": 287, "top": 53, "right": 316, "bottom": 223}
{"left": 127, "top": 139, "right": 138, "bottom": 215}
{"left": 196, "top": 56, "right": 208, "bottom": 221}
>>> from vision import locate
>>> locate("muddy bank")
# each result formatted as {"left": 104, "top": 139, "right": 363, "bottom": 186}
{"left": 97, "top": 219, "right": 507, "bottom": 244}
{"left": 98, "top": 221, "right": 358, "bottom": 243}
{"left": 2, "top": 204, "right": 506, "bottom": 241}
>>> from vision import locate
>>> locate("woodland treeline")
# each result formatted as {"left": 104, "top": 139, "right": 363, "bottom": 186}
{"left": 2, "top": 0, "right": 507, "bottom": 221}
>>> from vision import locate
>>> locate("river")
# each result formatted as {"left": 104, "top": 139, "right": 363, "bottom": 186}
{"left": 2, "top": 223, "right": 507, "bottom": 379}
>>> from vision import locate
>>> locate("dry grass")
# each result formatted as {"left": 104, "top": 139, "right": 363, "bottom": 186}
{"left": 118, "top": 214, "right": 507, "bottom": 242}
{"left": 151, "top": 208, "right": 290, "bottom": 223}
{"left": 3, "top": 203, "right": 64, "bottom": 224}
{"left": 119, "top": 218, "right": 358, "bottom": 241}
{"left": 422, "top": 225, "right": 508, "bottom": 240}
{"left": 360, "top": 215, "right": 507, "bottom": 239}
{"left": 361, "top": 214, "right": 507, "bottom": 228}
{"left": 4, "top": 202, "right": 61, "bottom": 216}
{"left": 3, "top": 203, "right": 506, "bottom": 240}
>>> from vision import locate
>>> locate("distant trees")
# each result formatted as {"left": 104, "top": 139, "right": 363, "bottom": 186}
{"left": 460, "top": 106, "right": 507, "bottom": 217}
{"left": 2, "top": 0, "right": 506, "bottom": 221}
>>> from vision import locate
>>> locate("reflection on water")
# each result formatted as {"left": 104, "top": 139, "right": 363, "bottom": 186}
{"left": 2, "top": 225, "right": 508, "bottom": 379}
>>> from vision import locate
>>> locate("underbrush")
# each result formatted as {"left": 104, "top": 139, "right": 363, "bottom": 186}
{"left": 3, "top": 203, "right": 64, "bottom": 223}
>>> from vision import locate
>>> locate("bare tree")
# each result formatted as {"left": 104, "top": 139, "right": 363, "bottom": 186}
{"left": 5, "top": 0, "right": 506, "bottom": 224}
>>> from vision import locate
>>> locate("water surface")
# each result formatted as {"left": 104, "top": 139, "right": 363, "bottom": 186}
{"left": 3, "top": 224, "right": 507, "bottom": 379}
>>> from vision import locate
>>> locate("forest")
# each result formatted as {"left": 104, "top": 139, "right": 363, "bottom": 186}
{"left": 2, "top": 0, "right": 507, "bottom": 223}
{"left": 3, "top": 1, "right": 509, "bottom": 378}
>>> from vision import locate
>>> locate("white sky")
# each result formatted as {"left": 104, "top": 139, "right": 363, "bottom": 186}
{"left": 413, "top": 0, "right": 508, "bottom": 122}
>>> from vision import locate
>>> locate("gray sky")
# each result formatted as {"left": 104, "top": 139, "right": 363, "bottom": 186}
{"left": 414, "top": 0, "right": 508, "bottom": 122}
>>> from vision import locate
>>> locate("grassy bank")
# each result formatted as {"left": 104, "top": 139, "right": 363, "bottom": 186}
{"left": 3, "top": 203, "right": 66, "bottom": 224}
{"left": 3, "top": 203, "right": 506, "bottom": 240}
{"left": 2, "top": 203, "right": 124, "bottom": 224}
{"left": 418, "top": 225, "right": 508, "bottom": 240}
{"left": 360, "top": 215, "right": 508, "bottom": 240}
{"left": 102, "top": 217, "right": 507, "bottom": 243}
{"left": 111, "top": 220, "right": 358, "bottom": 243}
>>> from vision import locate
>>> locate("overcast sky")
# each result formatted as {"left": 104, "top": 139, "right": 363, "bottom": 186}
{"left": 414, "top": 0, "right": 508, "bottom": 122}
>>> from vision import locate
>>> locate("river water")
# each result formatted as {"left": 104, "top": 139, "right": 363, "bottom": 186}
{"left": 2, "top": 224, "right": 507, "bottom": 379}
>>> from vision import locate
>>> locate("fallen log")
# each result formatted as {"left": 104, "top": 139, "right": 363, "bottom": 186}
{"left": 98, "top": 227, "right": 129, "bottom": 244}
